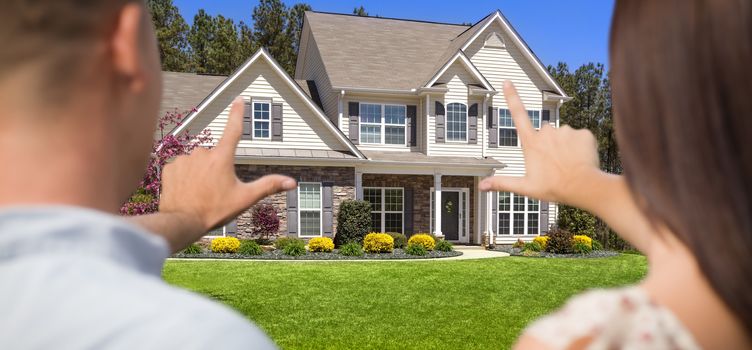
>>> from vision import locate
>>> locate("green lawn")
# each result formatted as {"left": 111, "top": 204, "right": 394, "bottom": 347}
{"left": 163, "top": 255, "right": 647, "bottom": 349}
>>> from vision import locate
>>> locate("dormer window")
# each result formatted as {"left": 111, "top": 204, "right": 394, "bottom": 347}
{"left": 446, "top": 102, "right": 468, "bottom": 142}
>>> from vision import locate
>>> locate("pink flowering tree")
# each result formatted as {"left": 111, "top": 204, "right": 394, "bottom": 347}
{"left": 120, "top": 109, "right": 212, "bottom": 215}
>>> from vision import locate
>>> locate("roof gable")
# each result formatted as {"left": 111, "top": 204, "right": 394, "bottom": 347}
{"left": 171, "top": 48, "right": 365, "bottom": 159}
{"left": 424, "top": 51, "right": 494, "bottom": 91}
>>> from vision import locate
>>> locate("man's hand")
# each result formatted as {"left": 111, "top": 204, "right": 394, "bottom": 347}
{"left": 131, "top": 97, "right": 296, "bottom": 252}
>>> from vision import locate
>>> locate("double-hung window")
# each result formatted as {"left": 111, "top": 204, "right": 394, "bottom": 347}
{"left": 446, "top": 102, "right": 468, "bottom": 141}
{"left": 498, "top": 108, "right": 541, "bottom": 147}
{"left": 360, "top": 103, "right": 406, "bottom": 145}
{"left": 298, "top": 183, "right": 322, "bottom": 237}
{"left": 497, "top": 192, "right": 540, "bottom": 235}
{"left": 363, "top": 187, "right": 404, "bottom": 233}
{"left": 253, "top": 101, "right": 271, "bottom": 139}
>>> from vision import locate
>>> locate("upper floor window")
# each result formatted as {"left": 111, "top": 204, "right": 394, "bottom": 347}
{"left": 446, "top": 102, "right": 467, "bottom": 142}
{"left": 498, "top": 108, "right": 541, "bottom": 147}
{"left": 498, "top": 192, "right": 539, "bottom": 235}
{"left": 360, "top": 103, "right": 406, "bottom": 145}
{"left": 253, "top": 101, "right": 271, "bottom": 139}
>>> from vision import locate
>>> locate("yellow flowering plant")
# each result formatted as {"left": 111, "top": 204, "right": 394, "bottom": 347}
{"left": 407, "top": 233, "right": 436, "bottom": 251}
{"left": 211, "top": 237, "right": 241, "bottom": 253}
{"left": 308, "top": 237, "right": 334, "bottom": 252}
{"left": 363, "top": 233, "right": 394, "bottom": 253}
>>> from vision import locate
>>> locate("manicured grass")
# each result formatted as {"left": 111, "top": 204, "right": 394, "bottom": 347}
{"left": 163, "top": 255, "right": 647, "bottom": 349}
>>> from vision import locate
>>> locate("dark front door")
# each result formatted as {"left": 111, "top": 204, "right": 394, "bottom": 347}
{"left": 441, "top": 192, "right": 460, "bottom": 241}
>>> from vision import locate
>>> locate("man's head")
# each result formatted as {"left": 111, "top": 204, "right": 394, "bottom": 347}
{"left": 0, "top": 0, "right": 162, "bottom": 209}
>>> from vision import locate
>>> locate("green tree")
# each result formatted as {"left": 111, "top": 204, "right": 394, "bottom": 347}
{"left": 206, "top": 15, "right": 240, "bottom": 75}
{"left": 188, "top": 9, "right": 216, "bottom": 74}
{"left": 287, "top": 3, "right": 312, "bottom": 57}
{"left": 253, "top": 0, "right": 292, "bottom": 73}
{"left": 147, "top": 0, "right": 190, "bottom": 71}
{"left": 237, "top": 21, "right": 255, "bottom": 65}
{"left": 353, "top": 6, "right": 368, "bottom": 16}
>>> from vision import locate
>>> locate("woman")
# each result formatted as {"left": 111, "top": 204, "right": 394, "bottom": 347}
{"left": 479, "top": 0, "right": 752, "bottom": 349}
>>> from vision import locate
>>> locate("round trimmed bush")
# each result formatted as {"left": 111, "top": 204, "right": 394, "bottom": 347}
{"left": 238, "top": 240, "right": 263, "bottom": 256}
{"left": 308, "top": 237, "right": 334, "bottom": 252}
{"left": 407, "top": 234, "right": 435, "bottom": 251}
{"left": 283, "top": 239, "right": 306, "bottom": 256}
{"left": 363, "top": 233, "right": 394, "bottom": 253}
{"left": 334, "top": 200, "right": 372, "bottom": 246}
{"left": 388, "top": 232, "right": 408, "bottom": 249}
{"left": 405, "top": 243, "right": 427, "bottom": 256}
{"left": 339, "top": 242, "right": 363, "bottom": 257}
{"left": 545, "top": 227, "right": 574, "bottom": 254}
{"left": 434, "top": 239, "right": 453, "bottom": 252}
{"left": 211, "top": 237, "right": 241, "bottom": 253}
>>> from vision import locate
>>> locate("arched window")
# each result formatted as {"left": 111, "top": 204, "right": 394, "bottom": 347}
{"left": 446, "top": 103, "right": 467, "bottom": 141}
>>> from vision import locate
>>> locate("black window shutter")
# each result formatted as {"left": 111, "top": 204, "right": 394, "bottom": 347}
{"left": 492, "top": 192, "right": 499, "bottom": 234}
{"left": 540, "top": 201, "right": 550, "bottom": 234}
{"left": 286, "top": 188, "right": 298, "bottom": 236}
{"left": 406, "top": 105, "right": 417, "bottom": 147}
{"left": 271, "top": 103, "right": 283, "bottom": 141}
{"left": 242, "top": 101, "right": 253, "bottom": 140}
{"left": 542, "top": 110, "right": 551, "bottom": 123}
{"left": 468, "top": 103, "right": 478, "bottom": 144}
{"left": 322, "top": 182, "right": 334, "bottom": 237}
{"left": 403, "top": 188, "right": 414, "bottom": 236}
{"left": 488, "top": 107, "right": 498, "bottom": 148}
{"left": 226, "top": 219, "right": 238, "bottom": 236}
{"left": 348, "top": 102, "right": 359, "bottom": 144}
{"left": 435, "top": 101, "right": 445, "bottom": 143}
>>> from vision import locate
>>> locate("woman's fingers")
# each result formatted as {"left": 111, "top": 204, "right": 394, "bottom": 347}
{"left": 503, "top": 80, "right": 536, "bottom": 143}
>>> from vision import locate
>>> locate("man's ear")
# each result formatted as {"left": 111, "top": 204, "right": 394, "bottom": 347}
{"left": 110, "top": 3, "right": 147, "bottom": 93}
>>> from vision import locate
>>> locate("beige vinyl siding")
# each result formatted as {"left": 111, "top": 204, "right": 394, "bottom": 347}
{"left": 189, "top": 57, "right": 346, "bottom": 151}
{"left": 427, "top": 61, "right": 483, "bottom": 157}
{"left": 342, "top": 94, "right": 422, "bottom": 152}
{"left": 297, "top": 28, "right": 339, "bottom": 123}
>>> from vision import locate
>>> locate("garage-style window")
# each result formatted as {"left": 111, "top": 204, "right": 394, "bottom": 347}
{"left": 497, "top": 192, "right": 539, "bottom": 235}
{"left": 364, "top": 187, "right": 404, "bottom": 233}
{"left": 360, "top": 103, "right": 406, "bottom": 145}
{"left": 253, "top": 101, "right": 271, "bottom": 139}
{"left": 499, "top": 109, "right": 541, "bottom": 147}
{"left": 446, "top": 102, "right": 467, "bottom": 141}
{"left": 298, "top": 183, "right": 322, "bottom": 237}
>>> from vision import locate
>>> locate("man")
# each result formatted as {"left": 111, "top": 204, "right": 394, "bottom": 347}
{"left": 0, "top": 1, "right": 293, "bottom": 348}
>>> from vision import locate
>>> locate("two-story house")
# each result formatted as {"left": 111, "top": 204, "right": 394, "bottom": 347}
{"left": 162, "top": 10, "right": 570, "bottom": 245}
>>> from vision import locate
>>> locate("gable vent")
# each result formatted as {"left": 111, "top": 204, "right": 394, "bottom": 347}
{"left": 484, "top": 32, "right": 505, "bottom": 49}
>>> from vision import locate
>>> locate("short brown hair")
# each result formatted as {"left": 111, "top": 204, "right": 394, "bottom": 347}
{"left": 0, "top": 0, "right": 137, "bottom": 101}
{"left": 611, "top": 0, "right": 752, "bottom": 333}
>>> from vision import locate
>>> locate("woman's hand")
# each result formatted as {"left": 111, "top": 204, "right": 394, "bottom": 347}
{"left": 478, "top": 81, "right": 602, "bottom": 206}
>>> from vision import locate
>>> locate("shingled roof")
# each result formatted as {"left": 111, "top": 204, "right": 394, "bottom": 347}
{"left": 160, "top": 72, "right": 226, "bottom": 117}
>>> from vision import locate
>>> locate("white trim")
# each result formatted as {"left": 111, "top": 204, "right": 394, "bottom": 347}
{"left": 430, "top": 187, "right": 470, "bottom": 243}
{"left": 424, "top": 51, "right": 495, "bottom": 91}
{"left": 358, "top": 102, "right": 407, "bottom": 146}
{"left": 298, "top": 182, "right": 323, "bottom": 238}
{"left": 363, "top": 187, "right": 404, "bottom": 233}
{"left": 204, "top": 225, "right": 227, "bottom": 238}
{"left": 251, "top": 100, "right": 272, "bottom": 140}
{"left": 444, "top": 102, "right": 469, "bottom": 143}
{"left": 460, "top": 11, "right": 567, "bottom": 97}
{"left": 483, "top": 32, "right": 505, "bottom": 49}
{"left": 497, "top": 107, "right": 541, "bottom": 148}
{"left": 495, "top": 192, "right": 540, "bottom": 236}
{"left": 168, "top": 48, "right": 366, "bottom": 159}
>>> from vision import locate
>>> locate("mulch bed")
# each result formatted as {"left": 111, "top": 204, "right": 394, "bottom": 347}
{"left": 172, "top": 248, "right": 462, "bottom": 260}
{"left": 491, "top": 246, "right": 620, "bottom": 259}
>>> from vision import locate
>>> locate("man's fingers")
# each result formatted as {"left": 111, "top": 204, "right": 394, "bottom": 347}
{"left": 216, "top": 96, "right": 245, "bottom": 154}
{"left": 478, "top": 175, "right": 532, "bottom": 196}
{"left": 239, "top": 175, "right": 297, "bottom": 205}
{"left": 503, "top": 80, "right": 536, "bottom": 142}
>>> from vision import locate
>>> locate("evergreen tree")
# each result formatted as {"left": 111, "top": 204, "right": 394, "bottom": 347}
{"left": 253, "top": 0, "right": 291, "bottom": 71}
{"left": 147, "top": 0, "right": 190, "bottom": 71}
{"left": 206, "top": 15, "right": 241, "bottom": 75}
{"left": 237, "top": 21, "right": 255, "bottom": 65}
{"left": 353, "top": 6, "right": 368, "bottom": 16}
{"left": 188, "top": 9, "right": 216, "bottom": 74}
{"left": 287, "top": 3, "right": 312, "bottom": 57}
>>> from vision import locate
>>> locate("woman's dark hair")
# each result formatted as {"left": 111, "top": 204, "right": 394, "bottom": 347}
{"left": 610, "top": 0, "right": 752, "bottom": 333}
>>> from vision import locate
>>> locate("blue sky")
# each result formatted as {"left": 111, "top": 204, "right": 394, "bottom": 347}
{"left": 174, "top": 0, "right": 614, "bottom": 70}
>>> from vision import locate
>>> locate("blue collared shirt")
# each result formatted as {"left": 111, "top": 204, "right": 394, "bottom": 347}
{"left": 0, "top": 206, "right": 277, "bottom": 349}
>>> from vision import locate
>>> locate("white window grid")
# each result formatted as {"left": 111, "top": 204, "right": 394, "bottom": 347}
{"left": 363, "top": 187, "right": 404, "bottom": 233}
{"left": 298, "top": 182, "right": 322, "bottom": 237}
{"left": 252, "top": 101, "right": 271, "bottom": 139}
{"left": 445, "top": 102, "right": 468, "bottom": 142}
{"left": 359, "top": 103, "right": 406, "bottom": 145}
{"left": 497, "top": 192, "right": 540, "bottom": 236}
{"left": 498, "top": 108, "right": 541, "bottom": 147}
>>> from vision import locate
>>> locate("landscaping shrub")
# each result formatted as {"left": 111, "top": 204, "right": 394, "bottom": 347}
{"left": 512, "top": 239, "right": 525, "bottom": 249}
{"left": 573, "top": 241, "right": 592, "bottom": 254}
{"left": 338, "top": 242, "right": 363, "bottom": 257}
{"left": 545, "top": 227, "right": 574, "bottom": 254}
{"left": 308, "top": 237, "right": 335, "bottom": 252}
{"left": 405, "top": 243, "right": 427, "bottom": 256}
{"left": 363, "top": 233, "right": 394, "bottom": 253}
{"left": 435, "top": 239, "right": 453, "bottom": 252}
{"left": 181, "top": 243, "right": 202, "bottom": 254}
{"left": 557, "top": 205, "right": 596, "bottom": 238}
{"left": 254, "top": 238, "right": 273, "bottom": 246}
{"left": 274, "top": 237, "right": 302, "bottom": 250}
{"left": 388, "top": 232, "right": 408, "bottom": 249}
{"left": 521, "top": 249, "right": 540, "bottom": 257}
{"left": 408, "top": 233, "right": 435, "bottom": 251}
{"left": 238, "top": 240, "right": 263, "bottom": 256}
{"left": 533, "top": 236, "right": 549, "bottom": 250}
{"left": 572, "top": 235, "right": 593, "bottom": 249}
{"left": 251, "top": 204, "right": 279, "bottom": 240}
{"left": 592, "top": 239, "right": 603, "bottom": 251}
{"left": 523, "top": 241, "right": 542, "bottom": 252}
{"left": 334, "top": 200, "right": 372, "bottom": 246}
{"left": 283, "top": 239, "right": 306, "bottom": 256}
{"left": 211, "top": 237, "right": 241, "bottom": 253}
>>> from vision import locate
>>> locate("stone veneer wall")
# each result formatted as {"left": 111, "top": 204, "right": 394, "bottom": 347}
{"left": 362, "top": 174, "right": 476, "bottom": 243}
{"left": 234, "top": 164, "right": 355, "bottom": 239}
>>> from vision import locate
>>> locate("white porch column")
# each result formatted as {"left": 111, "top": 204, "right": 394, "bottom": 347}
{"left": 355, "top": 170, "right": 363, "bottom": 200}
{"left": 433, "top": 173, "right": 443, "bottom": 238}
{"left": 486, "top": 188, "right": 494, "bottom": 243}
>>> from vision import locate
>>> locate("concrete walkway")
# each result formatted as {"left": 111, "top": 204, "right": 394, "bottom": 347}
{"left": 169, "top": 245, "right": 509, "bottom": 263}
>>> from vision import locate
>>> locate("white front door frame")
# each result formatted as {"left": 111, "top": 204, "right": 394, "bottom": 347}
{"left": 430, "top": 187, "right": 470, "bottom": 243}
